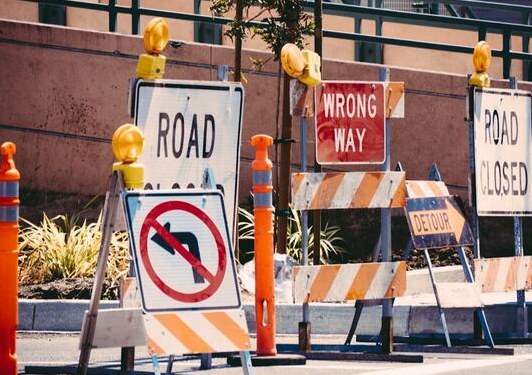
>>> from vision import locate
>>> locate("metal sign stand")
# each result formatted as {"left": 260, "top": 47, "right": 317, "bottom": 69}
{"left": 468, "top": 76, "right": 529, "bottom": 340}
{"left": 74, "top": 168, "right": 253, "bottom": 375}
{"left": 509, "top": 77, "right": 528, "bottom": 339}
{"left": 346, "top": 163, "right": 495, "bottom": 350}
{"left": 415, "top": 166, "right": 494, "bottom": 349}
{"left": 342, "top": 68, "right": 394, "bottom": 350}
{"left": 288, "top": 68, "right": 423, "bottom": 362}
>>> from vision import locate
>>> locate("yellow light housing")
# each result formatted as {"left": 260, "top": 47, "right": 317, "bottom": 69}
{"left": 469, "top": 41, "right": 491, "bottom": 88}
{"left": 280, "top": 43, "right": 322, "bottom": 87}
{"left": 136, "top": 18, "right": 169, "bottom": 80}
{"left": 112, "top": 124, "right": 144, "bottom": 163}
{"left": 143, "top": 18, "right": 169, "bottom": 54}
{"left": 112, "top": 124, "right": 145, "bottom": 189}
{"left": 473, "top": 41, "right": 491, "bottom": 74}
{"left": 281, "top": 43, "right": 305, "bottom": 78}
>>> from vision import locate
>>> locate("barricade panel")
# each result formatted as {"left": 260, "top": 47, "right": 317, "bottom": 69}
{"left": 291, "top": 172, "right": 406, "bottom": 210}
{"left": 292, "top": 261, "right": 406, "bottom": 303}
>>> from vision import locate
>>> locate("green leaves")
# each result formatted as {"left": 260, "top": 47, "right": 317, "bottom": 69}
{"left": 18, "top": 213, "right": 129, "bottom": 299}
{"left": 238, "top": 206, "right": 345, "bottom": 264}
{"left": 210, "top": 0, "right": 314, "bottom": 60}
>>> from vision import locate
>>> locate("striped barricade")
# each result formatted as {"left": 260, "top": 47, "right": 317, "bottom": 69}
{"left": 474, "top": 256, "right": 532, "bottom": 293}
{"left": 145, "top": 310, "right": 250, "bottom": 355}
{"left": 385, "top": 82, "right": 405, "bottom": 119}
{"left": 119, "top": 277, "right": 251, "bottom": 356}
{"left": 292, "top": 261, "right": 407, "bottom": 303}
{"left": 291, "top": 171, "right": 406, "bottom": 211}
{"left": 406, "top": 180, "right": 449, "bottom": 198}
{"left": 434, "top": 282, "right": 483, "bottom": 308}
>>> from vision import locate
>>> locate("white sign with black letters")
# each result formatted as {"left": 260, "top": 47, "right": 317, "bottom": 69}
{"left": 134, "top": 80, "right": 244, "bottom": 234}
{"left": 474, "top": 87, "right": 532, "bottom": 216}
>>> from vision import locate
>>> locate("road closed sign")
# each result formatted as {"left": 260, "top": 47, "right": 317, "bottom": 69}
{"left": 123, "top": 190, "right": 241, "bottom": 313}
{"left": 474, "top": 88, "right": 532, "bottom": 216}
{"left": 134, "top": 80, "right": 244, "bottom": 234}
{"left": 315, "top": 81, "right": 385, "bottom": 165}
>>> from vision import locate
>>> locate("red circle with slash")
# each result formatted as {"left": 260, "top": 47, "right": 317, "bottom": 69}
{"left": 139, "top": 200, "right": 227, "bottom": 303}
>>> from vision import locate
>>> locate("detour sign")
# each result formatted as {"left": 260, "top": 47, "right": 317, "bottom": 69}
{"left": 405, "top": 196, "right": 473, "bottom": 250}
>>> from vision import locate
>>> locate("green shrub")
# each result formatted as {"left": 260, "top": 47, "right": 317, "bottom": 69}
{"left": 238, "top": 207, "right": 345, "bottom": 264}
{"left": 18, "top": 213, "right": 129, "bottom": 297}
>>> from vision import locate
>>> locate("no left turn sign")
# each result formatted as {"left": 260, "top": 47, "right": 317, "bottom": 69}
{"left": 123, "top": 190, "right": 241, "bottom": 313}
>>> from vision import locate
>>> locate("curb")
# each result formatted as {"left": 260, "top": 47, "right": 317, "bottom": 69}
{"left": 18, "top": 299, "right": 532, "bottom": 337}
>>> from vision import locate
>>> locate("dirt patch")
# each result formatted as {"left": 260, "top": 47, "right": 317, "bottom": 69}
{"left": 19, "top": 278, "right": 118, "bottom": 300}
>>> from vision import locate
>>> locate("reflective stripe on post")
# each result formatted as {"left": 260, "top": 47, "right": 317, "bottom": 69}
{"left": 0, "top": 206, "right": 19, "bottom": 223}
{"left": 252, "top": 170, "right": 272, "bottom": 186}
{"left": 250, "top": 134, "right": 277, "bottom": 357}
{"left": 0, "top": 180, "right": 19, "bottom": 223}
{"left": 253, "top": 192, "right": 272, "bottom": 208}
{"left": 0, "top": 181, "right": 19, "bottom": 199}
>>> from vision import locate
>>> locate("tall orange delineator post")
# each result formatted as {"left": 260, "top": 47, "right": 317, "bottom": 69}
{"left": 0, "top": 142, "right": 20, "bottom": 375}
{"left": 251, "top": 135, "right": 277, "bottom": 357}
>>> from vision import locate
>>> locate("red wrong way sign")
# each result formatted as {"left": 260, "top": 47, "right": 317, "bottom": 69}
{"left": 315, "top": 82, "right": 385, "bottom": 165}
{"left": 123, "top": 190, "right": 241, "bottom": 313}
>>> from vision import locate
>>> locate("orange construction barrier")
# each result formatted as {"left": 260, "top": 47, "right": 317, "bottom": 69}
{"left": 251, "top": 135, "right": 277, "bottom": 357}
{"left": 0, "top": 142, "right": 20, "bottom": 375}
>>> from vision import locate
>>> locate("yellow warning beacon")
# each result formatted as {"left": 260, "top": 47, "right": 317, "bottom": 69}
{"left": 469, "top": 41, "right": 491, "bottom": 88}
{"left": 280, "top": 43, "right": 321, "bottom": 87}
{"left": 136, "top": 18, "right": 170, "bottom": 80}
{"left": 112, "top": 124, "right": 145, "bottom": 189}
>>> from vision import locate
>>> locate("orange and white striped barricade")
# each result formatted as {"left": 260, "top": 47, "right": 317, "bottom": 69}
{"left": 293, "top": 262, "right": 407, "bottom": 304}
{"left": 474, "top": 256, "right": 532, "bottom": 293}
{"left": 291, "top": 73, "right": 410, "bottom": 357}
{"left": 290, "top": 169, "right": 407, "bottom": 355}
{"left": 405, "top": 180, "right": 449, "bottom": 199}
{"left": 291, "top": 171, "right": 406, "bottom": 211}
{"left": 120, "top": 277, "right": 251, "bottom": 358}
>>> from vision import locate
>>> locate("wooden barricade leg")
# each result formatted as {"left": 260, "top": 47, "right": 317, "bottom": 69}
{"left": 120, "top": 347, "right": 135, "bottom": 372}
{"left": 77, "top": 172, "right": 123, "bottom": 375}
{"left": 120, "top": 265, "right": 136, "bottom": 371}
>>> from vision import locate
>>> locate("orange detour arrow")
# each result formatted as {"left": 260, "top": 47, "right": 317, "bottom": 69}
{"left": 405, "top": 196, "right": 473, "bottom": 250}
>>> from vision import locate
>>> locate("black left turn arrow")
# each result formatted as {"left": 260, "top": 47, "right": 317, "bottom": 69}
{"left": 151, "top": 222, "right": 205, "bottom": 284}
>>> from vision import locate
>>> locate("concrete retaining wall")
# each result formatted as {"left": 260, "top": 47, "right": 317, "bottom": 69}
{"left": 2, "top": 19, "right": 531, "bottom": 201}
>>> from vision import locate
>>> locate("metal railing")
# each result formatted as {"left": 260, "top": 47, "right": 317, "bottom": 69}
{"left": 7, "top": 0, "right": 532, "bottom": 79}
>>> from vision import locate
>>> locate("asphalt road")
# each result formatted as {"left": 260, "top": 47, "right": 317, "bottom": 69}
{"left": 17, "top": 332, "right": 532, "bottom": 375}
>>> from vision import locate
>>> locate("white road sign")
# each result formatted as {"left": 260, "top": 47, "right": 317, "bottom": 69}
{"left": 123, "top": 190, "right": 241, "bottom": 313}
{"left": 474, "top": 87, "right": 532, "bottom": 216}
{"left": 134, "top": 79, "right": 244, "bottom": 236}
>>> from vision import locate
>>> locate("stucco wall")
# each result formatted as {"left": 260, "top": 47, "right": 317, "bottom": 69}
{"left": 0, "top": 19, "right": 531, "bottom": 204}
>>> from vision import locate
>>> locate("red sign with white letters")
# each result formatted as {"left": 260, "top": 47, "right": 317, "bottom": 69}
{"left": 315, "top": 82, "right": 385, "bottom": 165}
